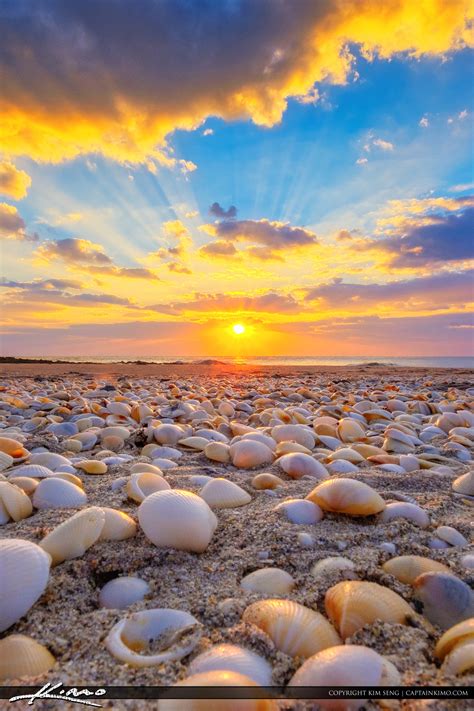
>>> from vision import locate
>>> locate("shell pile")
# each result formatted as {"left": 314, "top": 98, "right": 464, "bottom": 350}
{"left": 0, "top": 368, "right": 472, "bottom": 698}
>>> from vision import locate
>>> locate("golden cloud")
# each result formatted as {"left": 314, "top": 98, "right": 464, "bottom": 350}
{"left": 0, "top": 161, "right": 31, "bottom": 199}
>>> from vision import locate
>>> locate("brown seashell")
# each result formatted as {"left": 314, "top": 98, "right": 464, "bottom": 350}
{"left": 383, "top": 556, "right": 450, "bottom": 584}
{"left": 306, "top": 478, "right": 385, "bottom": 516}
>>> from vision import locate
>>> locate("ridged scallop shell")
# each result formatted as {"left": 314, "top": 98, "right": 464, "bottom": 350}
{"left": 99, "top": 508, "right": 137, "bottom": 540}
{"left": 0, "top": 635, "right": 55, "bottom": 681}
{"left": 29, "top": 452, "right": 71, "bottom": 471}
{"left": 126, "top": 471, "right": 171, "bottom": 503}
{"left": 271, "top": 424, "right": 315, "bottom": 449}
{"left": 0, "top": 481, "right": 33, "bottom": 522}
{"left": 251, "top": 473, "right": 284, "bottom": 489}
{"left": 138, "top": 489, "right": 217, "bottom": 552}
{"left": 99, "top": 577, "right": 150, "bottom": 609}
{"left": 76, "top": 459, "right": 108, "bottom": 474}
{"left": 0, "top": 539, "right": 51, "bottom": 632}
{"left": 383, "top": 556, "right": 450, "bottom": 584}
{"left": 159, "top": 671, "right": 276, "bottom": 710}
{"left": 435, "top": 619, "right": 474, "bottom": 660}
{"left": 413, "top": 572, "right": 474, "bottom": 630}
{"left": 200, "top": 478, "right": 251, "bottom": 509}
{"left": 9, "top": 464, "right": 54, "bottom": 479}
{"left": 242, "top": 599, "right": 341, "bottom": 658}
{"left": 32, "top": 477, "right": 87, "bottom": 510}
{"left": 306, "top": 478, "right": 385, "bottom": 516}
{"left": 325, "top": 581, "right": 412, "bottom": 639}
{"left": 105, "top": 608, "right": 202, "bottom": 666}
{"left": 0, "top": 451, "right": 14, "bottom": 471}
{"left": 380, "top": 502, "right": 430, "bottom": 528}
{"left": 278, "top": 452, "right": 328, "bottom": 480}
{"left": 452, "top": 471, "right": 474, "bottom": 496}
{"left": 311, "top": 557, "right": 356, "bottom": 579}
{"left": 230, "top": 440, "right": 274, "bottom": 469}
{"left": 241, "top": 568, "right": 295, "bottom": 594}
{"left": 188, "top": 644, "right": 272, "bottom": 686}
{"left": 204, "top": 441, "right": 231, "bottom": 463}
{"left": 40, "top": 506, "right": 105, "bottom": 565}
{"left": 274, "top": 498, "right": 323, "bottom": 524}
{"left": 8, "top": 476, "right": 39, "bottom": 495}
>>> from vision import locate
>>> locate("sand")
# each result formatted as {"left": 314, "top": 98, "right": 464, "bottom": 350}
{"left": 0, "top": 364, "right": 472, "bottom": 710}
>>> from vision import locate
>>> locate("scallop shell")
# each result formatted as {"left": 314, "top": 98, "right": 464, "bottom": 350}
{"left": 325, "top": 580, "right": 412, "bottom": 639}
{"left": 32, "top": 477, "right": 87, "bottom": 510}
{"left": 271, "top": 424, "right": 315, "bottom": 450}
{"left": 99, "top": 577, "right": 150, "bottom": 609}
{"left": 435, "top": 618, "right": 474, "bottom": 660}
{"left": 413, "top": 572, "right": 474, "bottom": 630}
{"left": 200, "top": 478, "right": 251, "bottom": 509}
{"left": 0, "top": 451, "right": 14, "bottom": 471}
{"left": 0, "top": 635, "right": 55, "bottom": 681}
{"left": 0, "top": 481, "right": 33, "bottom": 522}
{"left": 76, "top": 459, "right": 108, "bottom": 474}
{"left": 274, "top": 498, "right": 323, "bottom": 524}
{"left": 251, "top": 473, "right": 284, "bottom": 489}
{"left": 105, "top": 608, "right": 202, "bottom": 666}
{"left": 0, "top": 539, "right": 51, "bottom": 632}
{"left": 40, "top": 506, "right": 105, "bottom": 565}
{"left": 383, "top": 556, "right": 450, "bottom": 584}
{"left": 126, "top": 471, "right": 171, "bottom": 503}
{"left": 9, "top": 464, "right": 53, "bottom": 479}
{"left": 158, "top": 671, "right": 276, "bottom": 710}
{"left": 278, "top": 452, "right": 328, "bottom": 480}
{"left": 29, "top": 452, "right": 72, "bottom": 471}
{"left": 188, "top": 644, "right": 272, "bottom": 686}
{"left": 204, "top": 441, "right": 231, "bottom": 463}
{"left": 99, "top": 508, "right": 137, "bottom": 540}
{"left": 380, "top": 502, "right": 430, "bottom": 528}
{"left": 242, "top": 599, "right": 341, "bottom": 658}
{"left": 230, "top": 440, "right": 274, "bottom": 469}
{"left": 241, "top": 568, "right": 295, "bottom": 594}
{"left": 138, "top": 489, "right": 217, "bottom": 552}
{"left": 306, "top": 478, "right": 385, "bottom": 516}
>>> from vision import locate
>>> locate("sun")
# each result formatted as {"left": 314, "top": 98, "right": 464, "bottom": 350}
{"left": 232, "top": 323, "right": 245, "bottom": 335}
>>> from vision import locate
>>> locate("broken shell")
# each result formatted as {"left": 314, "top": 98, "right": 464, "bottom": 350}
{"left": 138, "top": 489, "right": 217, "bottom": 552}
{"left": 188, "top": 644, "right": 272, "bottom": 686}
{"left": 0, "top": 539, "right": 51, "bottom": 632}
{"left": 325, "top": 580, "right": 412, "bottom": 639}
{"left": 311, "top": 557, "right": 356, "bottom": 579}
{"left": 0, "top": 635, "right": 55, "bottom": 681}
{"left": 306, "top": 478, "right": 385, "bottom": 516}
{"left": 105, "top": 608, "right": 202, "bottom": 666}
{"left": 435, "top": 618, "right": 474, "bottom": 660}
{"left": 382, "top": 556, "right": 450, "bottom": 584}
{"left": 452, "top": 471, "right": 474, "bottom": 496}
{"left": 278, "top": 452, "right": 328, "bottom": 480}
{"left": 204, "top": 441, "right": 231, "bottom": 463}
{"left": 76, "top": 460, "right": 108, "bottom": 474}
{"left": 99, "top": 577, "right": 150, "bottom": 609}
{"left": 413, "top": 572, "right": 474, "bottom": 630}
{"left": 99, "top": 508, "right": 137, "bottom": 540}
{"left": 380, "top": 502, "right": 430, "bottom": 528}
{"left": 251, "top": 473, "right": 284, "bottom": 489}
{"left": 274, "top": 498, "right": 323, "bottom": 524}
{"left": 0, "top": 481, "right": 33, "bottom": 522}
{"left": 126, "top": 471, "right": 171, "bottom": 503}
{"left": 242, "top": 599, "right": 341, "bottom": 658}
{"left": 32, "top": 477, "right": 87, "bottom": 510}
{"left": 434, "top": 525, "right": 468, "bottom": 547}
{"left": 241, "top": 568, "right": 295, "bottom": 595}
{"left": 230, "top": 440, "right": 274, "bottom": 469}
{"left": 40, "top": 506, "right": 105, "bottom": 565}
{"left": 200, "top": 478, "right": 251, "bottom": 509}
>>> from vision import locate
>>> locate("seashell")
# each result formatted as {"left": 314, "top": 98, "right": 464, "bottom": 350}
{"left": 0, "top": 436, "right": 29, "bottom": 461}
{"left": 158, "top": 671, "right": 276, "bottom": 710}
{"left": 178, "top": 436, "right": 209, "bottom": 451}
{"left": 127, "top": 471, "right": 171, "bottom": 503}
{"left": 105, "top": 608, "right": 202, "bottom": 666}
{"left": 48, "top": 471, "right": 84, "bottom": 487}
{"left": 306, "top": 478, "right": 385, "bottom": 516}
{"left": 0, "top": 635, "right": 55, "bottom": 681}
{"left": 241, "top": 568, "right": 295, "bottom": 594}
{"left": 218, "top": 401, "right": 235, "bottom": 417}
{"left": 461, "top": 554, "right": 474, "bottom": 569}
{"left": 62, "top": 438, "right": 82, "bottom": 453}
{"left": 275, "top": 440, "right": 312, "bottom": 455}
{"left": 399, "top": 454, "right": 420, "bottom": 472}
{"left": 278, "top": 452, "right": 328, "bottom": 480}
{"left": 0, "top": 451, "right": 14, "bottom": 471}
{"left": 327, "top": 459, "right": 359, "bottom": 474}
{"left": 0, "top": 539, "right": 51, "bottom": 632}
{"left": 297, "top": 532, "right": 315, "bottom": 547}
{"left": 351, "top": 443, "right": 385, "bottom": 459}
{"left": 327, "top": 448, "right": 365, "bottom": 464}
{"left": 149, "top": 445, "right": 183, "bottom": 460}
{"left": 242, "top": 599, "right": 341, "bottom": 658}
{"left": 0, "top": 481, "right": 33, "bottom": 522}
{"left": 413, "top": 572, "right": 474, "bottom": 630}
{"left": 188, "top": 644, "right": 272, "bottom": 686}
{"left": 152, "top": 458, "right": 177, "bottom": 470}
{"left": 139, "top": 489, "right": 217, "bottom": 552}
{"left": 99, "top": 576, "right": 150, "bottom": 609}
{"left": 154, "top": 424, "right": 185, "bottom": 445}
{"left": 8, "top": 476, "right": 39, "bottom": 495}
{"left": 102, "top": 435, "right": 124, "bottom": 452}
{"left": 40, "top": 506, "right": 105, "bottom": 565}
{"left": 9, "top": 464, "right": 53, "bottom": 479}
{"left": 130, "top": 463, "right": 163, "bottom": 475}
{"left": 318, "top": 435, "right": 343, "bottom": 451}
{"left": 107, "top": 402, "right": 131, "bottom": 417}
{"left": 383, "top": 428, "right": 415, "bottom": 454}
{"left": 274, "top": 498, "right": 323, "bottom": 524}
{"left": 32, "top": 477, "right": 87, "bottom": 510}
{"left": 251, "top": 473, "right": 284, "bottom": 489}
{"left": 442, "top": 639, "right": 474, "bottom": 676}
{"left": 311, "top": 557, "right": 356, "bottom": 579}
{"left": 325, "top": 580, "right": 412, "bottom": 639}
{"left": 99, "top": 508, "right": 137, "bottom": 540}
{"left": 434, "top": 525, "right": 468, "bottom": 547}
{"left": 189, "top": 475, "right": 212, "bottom": 487}
{"left": 71, "top": 432, "right": 97, "bottom": 450}
{"left": 271, "top": 424, "right": 315, "bottom": 449}
{"left": 435, "top": 618, "right": 474, "bottom": 660}
{"left": 452, "top": 471, "right": 474, "bottom": 496}
{"left": 29, "top": 452, "right": 72, "bottom": 471}
{"left": 200, "top": 478, "right": 251, "bottom": 509}
{"left": 230, "top": 440, "right": 274, "bottom": 469}
{"left": 241, "top": 433, "right": 277, "bottom": 451}
{"left": 380, "top": 502, "right": 430, "bottom": 528}
{"left": 382, "top": 556, "right": 450, "bottom": 584}
{"left": 289, "top": 645, "right": 400, "bottom": 706}
{"left": 76, "top": 459, "right": 108, "bottom": 474}
{"left": 337, "top": 418, "right": 366, "bottom": 443}
{"left": 204, "top": 441, "right": 231, "bottom": 463}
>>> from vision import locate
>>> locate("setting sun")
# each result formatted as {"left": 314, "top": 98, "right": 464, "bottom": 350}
{"left": 232, "top": 323, "right": 245, "bottom": 335}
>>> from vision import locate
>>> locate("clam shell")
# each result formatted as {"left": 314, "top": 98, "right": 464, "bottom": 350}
{"left": 0, "top": 635, "right": 55, "bottom": 681}
{"left": 200, "top": 478, "right": 251, "bottom": 509}
{"left": 188, "top": 644, "right": 272, "bottom": 686}
{"left": 204, "top": 442, "right": 231, "bottom": 463}
{"left": 327, "top": 448, "right": 365, "bottom": 464}
{"left": 274, "top": 498, "right": 323, "bottom": 524}
{"left": 230, "top": 440, "right": 274, "bottom": 469}
{"left": 130, "top": 463, "right": 164, "bottom": 474}
{"left": 383, "top": 556, "right": 450, "bottom": 584}
{"left": 105, "top": 608, "right": 202, "bottom": 666}
{"left": 158, "top": 671, "right": 276, "bottom": 710}
{"left": 154, "top": 424, "right": 185, "bottom": 445}
{"left": 0, "top": 481, "right": 33, "bottom": 522}
{"left": 380, "top": 502, "right": 430, "bottom": 528}
{"left": 306, "top": 478, "right": 385, "bottom": 516}
{"left": 76, "top": 459, "right": 108, "bottom": 474}
{"left": 99, "top": 577, "right": 150, "bottom": 609}
{"left": 0, "top": 539, "right": 51, "bottom": 632}
{"left": 435, "top": 618, "right": 474, "bottom": 660}
{"left": 325, "top": 580, "right": 412, "bottom": 639}
{"left": 271, "top": 424, "right": 315, "bottom": 449}
{"left": 48, "top": 471, "right": 84, "bottom": 487}
{"left": 138, "top": 489, "right": 217, "bottom": 552}
{"left": 413, "top": 572, "right": 474, "bottom": 630}
{"left": 40, "top": 506, "right": 105, "bottom": 565}
{"left": 251, "top": 473, "right": 284, "bottom": 489}
{"left": 126, "top": 472, "right": 171, "bottom": 503}
{"left": 242, "top": 599, "right": 341, "bottom": 658}
{"left": 29, "top": 453, "right": 72, "bottom": 471}
{"left": 8, "top": 476, "right": 39, "bottom": 495}
{"left": 241, "top": 568, "right": 295, "bottom": 594}
{"left": 337, "top": 419, "right": 366, "bottom": 443}
{"left": 178, "top": 436, "right": 209, "bottom": 451}
{"left": 278, "top": 453, "right": 328, "bottom": 480}
{"left": 32, "top": 477, "right": 87, "bottom": 510}
{"left": 99, "top": 508, "right": 137, "bottom": 540}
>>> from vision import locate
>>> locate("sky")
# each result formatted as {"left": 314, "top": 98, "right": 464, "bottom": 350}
{"left": 0, "top": 0, "right": 473, "bottom": 357}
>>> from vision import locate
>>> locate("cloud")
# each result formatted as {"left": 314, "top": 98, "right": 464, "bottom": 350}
{"left": 148, "top": 220, "right": 193, "bottom": 273}
{"left": 356, "top": 157, "right": 368, "bottom": 165}
{"left": 0, "top": 161, "right": 31, "bottom": 199}
{"left": 0, "top": 0, "right": 471, "bottom": 164}
{"left": 167, "top": 263, "right": 192, "bottom": 275}
{"left": 151, "top": 291, "right": 300, "bottom": 315}
{"left": 202, "top": 128, "right": 214, "bottom": 136}
{"left": 0, "top": 202, "right": 38, "bottom": 241}
{"left": 372, "top": 138, "right": 394, "bottom": 151}
{"left": 419, "top": 116, "right": 429, "bottom": 128}
{"left": 1, "top": 278, "right": 83, "bottom": 290}
{"left": 199, "top": 241, "right": 238, "bottom": 258}
{"left": 209, "top": 202, "right": 237, "bottom": 220}
{"left": 1, "top": 279, "right": 139, "bottom": 311}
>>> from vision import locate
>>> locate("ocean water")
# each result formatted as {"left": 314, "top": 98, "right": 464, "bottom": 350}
{"left": 17, "top": 355, "right": 473, "bottom": 368}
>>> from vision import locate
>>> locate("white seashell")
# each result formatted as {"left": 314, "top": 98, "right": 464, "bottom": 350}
{"left": 62, "top": 438, "right": 82, "bottom": 453}
{"left": 29, "top": 452, "right": 72, "bottom": 471}
{"left": 275, "top": 440, "right": 312, "bottom": 455}
{"left": 0, "top": 539, "right": 51, "bottom": 632}
{"left": 399, "top": 454, "right": 420, "bottom": 472}
{"left": 327, "top": 460, "right": 359, "bottom": 474}
{"left": 189, "top": 475, "right": 213, "bottom": 487}
{"left": 48, "top": 471, "right": 84, "bottom": 487}
{"left": 0, "top": 451, "right": 14, "bottom": 471}
{"left": 32, "top": 477, "right": 87, "bottom": 510}
{"left": 8, "top": 476, "right": 39, "bottom": 495}
{"left": 435, "top": 618, "right": 474, "bottom": 661}
{"left": 241, "top": 432, "right": 277, "bottom": 451}
{"left": 99, "top": 508, "right": 137, "bottom": 540}
{"left": 154, "top": 424, "right": 185, "bottom": 445}
{"left": 178, "top": 436, "right": 209, "bottom": 451}
{"left": 278, "top": 452, "right": 328, "bottom": 480}
{"left": 442, "top": 640, "right": 474, "bottom": 676}
{"left": 99, "top": 577, "right": 150, "bottom": 609}
{"left": 434, "top": 525, "right": 468, "bottom": 547}
{"left": 311, "top": 557, "right": 356, "bottom": 579}
{"left": 40, "top": 506, "right": 105, "bottom": 565}
{"left": 127, "top": 472, "right": 171, "bottom": 503}
{"left": 0, "top": 635, "right": 55, "bottom": 681}
{"left": 111, "top": 476, "right": 128, "bottom": 491}
{"left": 188, "top": 644, "right": 272, "bottom": 686}
{"left": 271, "top": 424, "right": 315, "bottom": 449}
{"left": 327, "top": 448, "right": 365, "bottom": 464}
{"left": 204, "top": 441, "right": 231, "bottom": 463}
{"left": 200, "top": 478, "right": 251, "bottom": 509}
{"left": 138, "top": 489, "right": 217, "bottom": 552}
{"left": 10, "top": 464, "right": 54, "bottom": 479}
{"left": 107, "top": 402, "right": 131, "bottom": 417}
{"left": 274, "top": 498, "right": 323, "bottom": 524}
{"left": 230, "top": 440, "right": 274, "bottom": 469}
{"left": 380, "top": 502, "right": 430, "bottom": 528}
{"left": 149, "top": 445, "right": 182, "bottom": 460}
{"left": 105, "top": 608, "right": 202, "bottom": 666}
{"left": 241, "top": 568, "right": 295, "bottom": 594}
{"left": 0, "top": 481, "right": 33, "bottom": 522}
{"left": 461, "top": 554, "right": 474, "bottom": 569}
{"left": 379, "top": 464, "right": 406, "bottom": 474}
